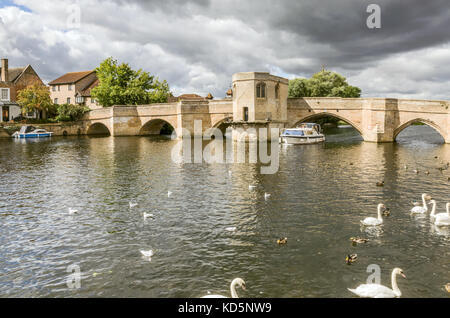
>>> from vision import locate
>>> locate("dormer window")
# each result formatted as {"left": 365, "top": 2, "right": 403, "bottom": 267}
{"left": 256, "top": 82, "right": 266, "bottom": 98}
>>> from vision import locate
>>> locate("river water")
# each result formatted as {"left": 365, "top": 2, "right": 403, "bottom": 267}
{"left": 0, "top": 125, "right": 449, "bottom": 298}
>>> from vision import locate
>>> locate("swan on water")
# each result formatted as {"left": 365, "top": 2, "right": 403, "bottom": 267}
{"left": 225, "top": 227, "right": 237, "bottom": 232}
{"left": 140, "top": 250, "right": 154, "bottom": 261}
{"left": 143, "top": 213, "right": 154, "bottom": 219}
{"left": 264, "top": 193, "right": 271, "bottom": 200}
{"left": 348, "top": 268, "right": 406, "bottom": 298}
{"left": 201, "top": 278, "right": 246, "bottom": 298}
{"left": 430, "top": 201, "right": 450, "bottom": 227}
{"left": 411, "top": 193, "right": 430, "bottom": 214}
{"left": 129, "top": 201, "right": 138, "bottom": 208}
{"left": 68, "top": 208, "right": 78, "bottom": 215}
{"left": 360, "top": 203, "right": 385, "bottom": 226}
{"left": 168, "top": 191, "right": 172, "bottom": 198}
{"left": 249, "top": 185, "right": 256, "bottom": 190}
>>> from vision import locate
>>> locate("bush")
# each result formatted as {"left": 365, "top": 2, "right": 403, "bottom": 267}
{"left": 54, "top": 104, "right": 90, "bottom": 122}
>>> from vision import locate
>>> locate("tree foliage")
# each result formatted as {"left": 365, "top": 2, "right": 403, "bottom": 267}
{"left": 288, "top": 70, "right": 361, "bottom": 98}
{"left": 91, "top": 57, "right": 170, "bottom": 107}
{"left": 16, "top": 84, "right": 54, "bottom": 116}
{"left": 54, "top": 104, "right": 90, "bottom": 122}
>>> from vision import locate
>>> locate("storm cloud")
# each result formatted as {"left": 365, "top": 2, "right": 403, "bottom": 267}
{"left": 1, "top": 0, "right": 449, "bottom": 99}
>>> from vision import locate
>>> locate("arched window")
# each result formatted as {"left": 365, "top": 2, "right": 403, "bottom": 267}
{"left": 256, "top": 82, "right": 266, "bottom": 98}
{"left": 275, "top": 83, "right": 280, "bottom": 99}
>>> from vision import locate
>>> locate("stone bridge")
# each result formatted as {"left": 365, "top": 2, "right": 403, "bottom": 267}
{"left": 80, "top": 72, "right": 449, "bottom": 143}
{"left": 81, "top": 99, "right": 233, "bottom": 137}
{"left": 287, "top": 97, "right": 450, "bottom": 143}
{"left": 82, "top": 97, "right": 449, "bottom": 143}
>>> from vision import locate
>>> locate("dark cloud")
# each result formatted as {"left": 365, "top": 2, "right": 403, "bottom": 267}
{"left": 1, "top": 0, "right": 450, "bottom": 99}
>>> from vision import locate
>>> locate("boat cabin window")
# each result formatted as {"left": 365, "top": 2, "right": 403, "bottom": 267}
{"left": 284, "top": 130, "right": 304, "bottom": 136}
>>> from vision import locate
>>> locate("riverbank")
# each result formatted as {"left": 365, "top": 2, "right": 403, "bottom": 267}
{"left": 0, "top": 122, "right": 84, "bottom": 138}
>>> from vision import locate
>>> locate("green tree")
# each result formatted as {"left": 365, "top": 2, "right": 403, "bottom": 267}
{"left": 288, "top": 70, "right": 361, "bottom": 98}
{"left": 288, "top": 78, "right": 310, "bottom": 98}
{"left": 16, "top": 84, "right": 55, "bottom": 118}
{"left": 91, "top": 57, "right": 170, "bottom": 107}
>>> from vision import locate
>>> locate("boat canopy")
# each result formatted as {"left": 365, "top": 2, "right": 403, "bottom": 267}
{"left": 298, "top": 123, "right": 320, "bottom": 129}
{"left": 19, "top": 126, "right": 36, "bottom": 134}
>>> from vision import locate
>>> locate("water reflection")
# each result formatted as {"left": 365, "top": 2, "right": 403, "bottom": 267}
{"left": 0, "top": 125, "right": 448, "bottom": 298}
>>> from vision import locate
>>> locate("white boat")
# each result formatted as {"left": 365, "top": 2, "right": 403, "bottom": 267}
{"left": 12, "top": 125, "right": 53, "bottom": 139}
{"left": 280, "top": 123, "right": 325, "bottom": 145}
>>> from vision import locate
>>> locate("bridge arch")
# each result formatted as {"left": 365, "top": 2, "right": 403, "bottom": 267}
{"left": 211, "top": 116, "right": 233, "bottom": 134}
{"left": 212, "top": 116, "right": 233, "bottom": 128}
{"left": 140, "top": 118, "right": 176, "bottom": 136}
{"left": 393, "top": 118, "right": 446, "bottom": 141}
{"left": 87, "top": 122, "right": 111, "bottom": 136}
{"left": 292, "top": 112, "right": 364, "bottom": 136}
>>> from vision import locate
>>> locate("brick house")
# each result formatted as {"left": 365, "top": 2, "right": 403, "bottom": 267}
{"left": 48, "top": 71, "right": 100, "bottom": 109}
{"left": 0, "top": 58, "right": 45, "bottom": 122}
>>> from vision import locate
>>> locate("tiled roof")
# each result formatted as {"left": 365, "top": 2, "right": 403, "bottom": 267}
{"left": 178, "top": 94, "right": 204, "bottom": 100}
{"left": 48, "top": 71, "right": 94, "bottom": 85}
{"left": 78, "top": 78, "right": 99, "bottom": 97}
{"left": 0, "top": 67, "right": 26, "bottom": 82}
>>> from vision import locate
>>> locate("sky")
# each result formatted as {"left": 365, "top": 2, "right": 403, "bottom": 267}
{"left": 0, "top": 0, "right": 449, "bottom": 99}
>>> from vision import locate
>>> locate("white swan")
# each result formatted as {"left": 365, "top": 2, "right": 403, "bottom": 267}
{"left": 264, "top": 193, "right": 271, "bottom": 200}
{"left": 411, "top": 193, "right": 430, "bottom": 214}
{"left": 360, "top": 203, "right": 385, "bottom": 226}
{"left": 68, "top": 208, "right": 78, "bottom": 215}
{"left": 201, "top": 278, "right": 246, "bottom": 298}
{"left": 143, "top": 213, "right": 154, "bottom": 219}
{"left": 249, "top": 185, "right": 256, "bottom": 190}
{"left": 140, "top": 250, "right": 154, "bottom": 261}
{"left": 430, "top": 201, "right": 450, "bottom": 227}
{"left": 348, "top": 268, "right": 406, "bottom": 298}
{"left": 129, "top": 201, "right": 138, "bottom": 208}
{"left": 168, "top": 191, "right": 172, "bottom": 198}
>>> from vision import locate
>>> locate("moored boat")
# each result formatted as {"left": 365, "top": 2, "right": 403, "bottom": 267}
{"left": 12, "top": 125, "right": 53, "bottom": 139}
{"left": 280, "top": 123, "right": 325, "bottom": 145}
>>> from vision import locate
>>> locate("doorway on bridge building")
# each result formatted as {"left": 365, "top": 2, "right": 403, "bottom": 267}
{"left": 295, "top": 114, "right": 363, "bottom": 143}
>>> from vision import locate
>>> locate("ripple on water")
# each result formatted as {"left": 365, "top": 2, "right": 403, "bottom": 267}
{"left": 0, "top": 126, "right": 449, "bottom": 297}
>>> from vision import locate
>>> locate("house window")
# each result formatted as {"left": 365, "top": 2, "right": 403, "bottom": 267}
{"left": 91, "top": 98, "right": 96, "bottom": 104}
{"left": 52, "top": 86, "right": 56, "bottom": 92}
{"left": 243, "top": 107, "right": 249, "bottom": 121}
{"left": 1, "top": 88, "right": 9, "bottom": 101}
{"left": 54, "top": 98, "right": 58, "bottom": 104}
{"left": 275, "top": 83, "right": 280, "bottom": 99}
{"left": 256, "top": 82, "right": 266, "bottom": 98}
{"left": 75, "top": 96, "right": 84, "bottom": 104}
{"left": 67, "top": 97, "right": 71, "bottom": 104}
{"left": 68, "top": 84, "right": 72, "bottom": 91}
{"left": 58, "top": 85, "right": 60, "bottom": 91}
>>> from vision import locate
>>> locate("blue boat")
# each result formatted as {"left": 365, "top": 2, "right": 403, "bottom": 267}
{"left": 12, "top": 125, "right": 53, "bottom": 138}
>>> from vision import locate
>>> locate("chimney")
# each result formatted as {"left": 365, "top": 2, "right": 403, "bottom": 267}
{"left": 1, "top": 58, "right": 8, "bottom": 82}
